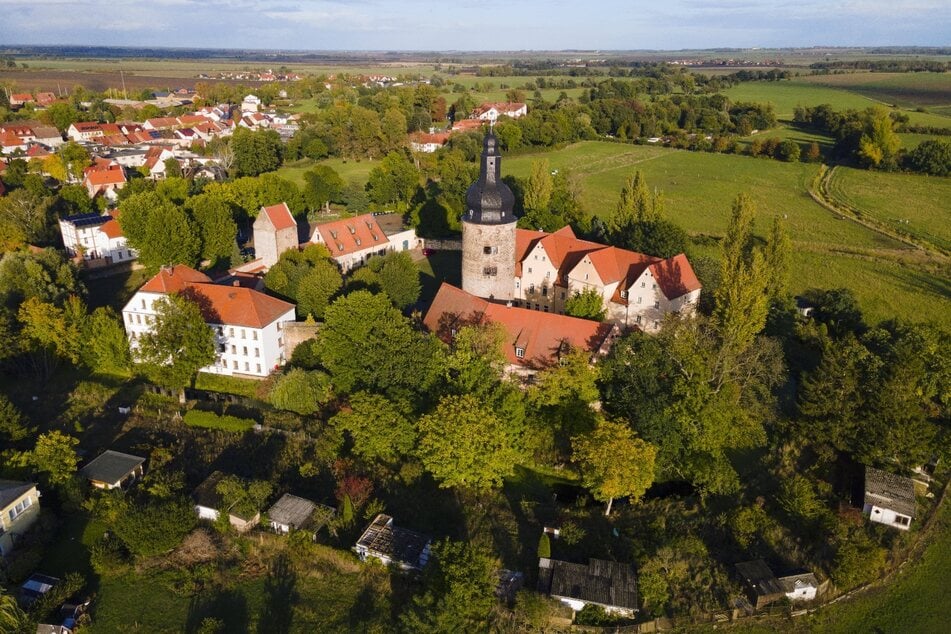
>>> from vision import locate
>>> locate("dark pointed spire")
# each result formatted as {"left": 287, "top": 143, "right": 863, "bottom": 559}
{"left": 465, "top": 131, "right": 515, "bottom": 224}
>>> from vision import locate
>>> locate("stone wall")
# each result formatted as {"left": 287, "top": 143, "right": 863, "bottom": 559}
{"left": 283, "top": 321, "right": 320, "bottom": 359}
{"left": 461, "top": 219, "right": 516, "bottom": 301}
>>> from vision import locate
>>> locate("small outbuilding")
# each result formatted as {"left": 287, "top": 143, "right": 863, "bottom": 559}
{"left": 0, "top": 480, "right": 40, "bottom": 557}
{"left": 354, "top": 514, "right": 431, "bottom": 571}
{"left": 778, "top": 571, "right": 819, "bottom": 602}
{"left": 863, "top": 466, "right": 916, "bottom": 530}
{"left": 267, "top": 493, "right": 335, "bottom": 537}
{"left": 79, "top": 450, "right": 145, "bottom": 490}
{"left": 537, "top": 557, "right": 639, "bottom": 617}
{"left": 191, "top": 471, "right": 260, "bottom": 532}
{"left": 19, "top": 573, "right": 60, "bottom": 608}
{"left": 735, "top": 559, "right": 786, "bottom": 609}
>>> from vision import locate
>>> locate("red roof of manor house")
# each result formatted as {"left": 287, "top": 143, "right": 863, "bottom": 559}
{"left": 515, "top": 226, "right": 700, "bottom": 301}
{"left": 311, "top": 213, "right": 387, "bottom": 258}
{"left": 424, "top": 283, "right": 616, "bottom": 368}
{"left": 136, "top": 265, "right": 294, "bottom": 329}
{"left": 261, "top": 202, "right": 296, "bottom": 231}
{"left": 472, "top": 102, "right": 526, "bottom": 117}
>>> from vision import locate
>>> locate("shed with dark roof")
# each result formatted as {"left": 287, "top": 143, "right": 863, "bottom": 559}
{"left": 864, "top": 466, "right": 917, "bottom": 530}
{"left": 538, "top": 557, "right": 638, "bottom": 617}
{"left": 79, "top": 450, "right": 145, "bottom": 490}
{"left": 267, "top": 493, "right": 335, "bottom": 536}
{"left": 735, "top": 559, "right": 786, "bottom": 609}
{"left": 354, "top": 514, "right": 431, "bottom": 571}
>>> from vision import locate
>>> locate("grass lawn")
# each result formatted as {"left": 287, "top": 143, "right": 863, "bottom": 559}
{"left": 83, "top": 266, "right": 151, "bottom": 312}
{"left": 277, "top": 157, "right": 377, "bottom": 188}
{"left": 194, "top": 372, "right": 263, "bottom": 399}
{"left": 825, "top": 166, "right": 951, "bottom": 252}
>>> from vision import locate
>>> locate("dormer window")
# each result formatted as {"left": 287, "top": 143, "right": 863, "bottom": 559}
{"left": 620, "top": 290, "right": 628, "bottom": 299}
{"left": 348, "top": 225, "right": 356, "bottom": 234}
{"left": 515, "top": 346, "right": 525, "bottom": 359}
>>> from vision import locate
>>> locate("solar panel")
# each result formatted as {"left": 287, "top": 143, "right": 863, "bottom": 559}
{"left": 64, "top": 213, "right": 109, "bottom": 228}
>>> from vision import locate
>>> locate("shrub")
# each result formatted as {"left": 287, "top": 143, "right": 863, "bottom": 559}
{"left": 112, "top": 498, "right": 197, "bottom": 558}
{"left": 537, "top": 532, "right": 551, "bottom": 558}
{"left": 183, "top": 409, "right": 255, "bottom": 432}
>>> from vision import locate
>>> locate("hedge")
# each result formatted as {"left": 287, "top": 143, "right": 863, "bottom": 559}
{"left": 183, "top": 409, "right": 255, "bottom": 432}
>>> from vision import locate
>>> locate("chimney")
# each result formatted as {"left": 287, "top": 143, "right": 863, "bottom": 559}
{"left": 233, "top": 280, "right": 240, "bottom": 287}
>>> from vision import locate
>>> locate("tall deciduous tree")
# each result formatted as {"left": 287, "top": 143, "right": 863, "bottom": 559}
{"left": 230, "top": 128, "right": 283, "bottom": 177}
{"left": 317, "top": 290, "right": 439, "bottom": 401}
{"left": 187, "top": 193, "right": 238, "bottom": 268}
{"left": 572, "top": 419, "right": 657, "bottom": 516}
{"left": 524, "top": 159, "right": 553, "bottom": 214}
{"left": 564, "top": 287, "right": 606, "bottom": 321}
{"left": 136, "top": 293, "right": 216, "bottom": 392}
{"left": 302, "top": 165, "right": 345, "bottom": 212}
{"left": 269, "top": 368, "right": 333, "bottom": 416}
{"left": 118, "top": 192, "right": 200, "bottom": 271}
{"left": 714, "top": 194, "right": 770, "bottom": 354}
{"left": 763, "top": 217, "right": 791, "bottom": 302}
{"left": 331, "top": 392, "right": 416, "bottom": 465}
{"left": 31, "top": 431, "right": 79, "bottom": 488}
{"left": 366, "top": 152, "right": 419, "bottom": 206}
{"left": 611, "top": 170, "right": 661, "bottom": 237}
{"left": 83, "top": 306, "right": 132, "bottom": 375}
{"left": 416, "top": 394, "right": 523, "bottom": 491}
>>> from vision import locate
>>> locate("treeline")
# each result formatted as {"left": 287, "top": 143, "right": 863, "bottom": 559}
{"left": 794, "top": 104, "right": 951, "bottom": 174}
{"left": 810, "top": 60, "right": 951, "bottom": 72}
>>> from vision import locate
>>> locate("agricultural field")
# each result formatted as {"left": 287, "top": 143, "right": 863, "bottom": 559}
{"left": 722, "top": 80, "right": 951, "bottom": 129}
{"left": 801, "top": 71, "right": 951, "bottom": 110}
{"left": 502, "top": 141, "right": 950, "bottom": 326}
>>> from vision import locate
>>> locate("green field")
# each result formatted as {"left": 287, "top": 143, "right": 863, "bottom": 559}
{"left": 825, "top": 166, "right": 951, "bottom": 252}
{"left": 502, "top": 141, "right": 949, "bottom": 326}
{"left": 277, "top": 157, "right": 377, "bottom": 188}
{"left": 802, "top": 72, "right": 951, "bottom": 109}
{"left": 723, "top": 80, "right": 951, "bottom": 129}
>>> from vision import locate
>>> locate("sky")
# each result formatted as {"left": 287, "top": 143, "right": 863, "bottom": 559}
{"left": 1, "top": 0, "right": 949, "bottom": 51}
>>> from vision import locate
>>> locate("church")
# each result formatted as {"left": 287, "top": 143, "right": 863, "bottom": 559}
{"left": 459, "top": 132, "right": 702, "bottom": 333}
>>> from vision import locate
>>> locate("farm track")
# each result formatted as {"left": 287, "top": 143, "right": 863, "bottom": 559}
{"left": 809, "top": 165, "right": 950, "bottom": 260}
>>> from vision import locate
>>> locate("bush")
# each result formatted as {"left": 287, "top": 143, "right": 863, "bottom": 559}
{"left": 537, "top": 532, "right": 551, "bottom": 558}
{"left": 183, "top": 409, "right": 255, "bottom": 432}
{"left": 90, "top": 534, "right": 131, "bottom": 575}
{"left": 112, "top": 498, "right": 197, "bottom": 558}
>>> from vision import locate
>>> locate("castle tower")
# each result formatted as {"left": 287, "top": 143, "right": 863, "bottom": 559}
{"left": 461, "top": 132, "right": 517, "bottom": 301}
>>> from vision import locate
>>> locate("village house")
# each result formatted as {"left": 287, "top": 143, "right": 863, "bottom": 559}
{"left": 82, "top": 161, "right": 127, "bottom": 200}
{"left": 310, "top": 213, "right": 419, "bottom": 273}
{"left": 0, "top": 122, "right": 63, "bottom": 149}
{"left": 424, "top": 282, "right": 619, "bottom": 376}
{"left": 0, "top": 480, "right": 41, "bottom": 557}
{"left": 267, "top": 493, "right": 335, "bottom": 538}
{"left": 78, "top": 450, "right": 145, "bottom": 490}
{"left": 471, "top": 102, "right": 528, "bottom": 122}
{"left": 0, "top": 130, "right": 29, "bottom": 155}
{"left": 241, "top": 94, "right": 262, "bottom": 113}
{"left": 409, "top": 130, "right": 450, "bottom": 153}
{"left": 9, "top": 93, "right": 34, "bottom": 109}
{"left": 354, "top": 514, "right": 431, "bottom": 571}
{"left": 192, "top": 471, "right": 260, "bottom": 532}
{"left": 67, "top": 122, "right": 104, "bottom": 142}
{"left": 253, "top": 202, "right": 299, "bottom": 269}
{"left": 35, "top": 92, "right": 57, "bottom": 108}
{"left": 537, "top": 557, "right": 639, "bottom": 617}
{"left": 451, "top": 118, "right": 485, "bottom": 134}
{"left": 59, "top": 212, "right": 137, "bottom": 265}
{"left": 512, "top": 226, "right": 701, "bottom": 332}
{"left": 122, "top": 264, "right": 296, "bottom": 378}
{"left": 863, "top": 466, "right": 917, "bottom": 530}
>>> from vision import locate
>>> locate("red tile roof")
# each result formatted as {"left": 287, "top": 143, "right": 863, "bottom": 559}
{"left": 35, "top": 92, "right": 57, "bottom": 106}
{"left": 26, "top": 144, "right": 50, "bottom": 158}
{"left": 451, "top": 118, "right": 485, "bottom": 133}
{"left": 261, "top": 202, "right": 296, "bottom": 231}
{"left": 649, "top": 254, "right": 702, "bottom": 298}
{"left": 72, "top": 121, "right": 102, "bottom": 133}
{"left": 409, "top": 131, "right": 450, "bottom": 145}
{"left": 11, "top": 93, "right": 33, "bottom": 103}
{"left": 139, "top": 265, "right": 212, "bottom": 294}
{"left": 472, "top": 102, "right": 526, "bottom": 117}
{"left": 100, "top": 219, "right": 124, "bottom": 239}
{"left": 84, "top": 169, "right": 126, "bottom": 187}
{"left": 424, "top": 283, "right": 616, "bottom": 368}
{"left": 0, "top": 131, "right": 26, "bottom": 148}
{"left": 183, "top": 283, "right": 294, "bottom": 328}
{"left": 312, "top": 213, "right": 387, "bottom": 257}
{"left": 146, "top": 117, "right": 180, "bottom": 129}
{"left": 137, "top": 265, "right": 293, "bottom": 328}
{"left": 177, "top": 114, "right": 207, "bottom": 126}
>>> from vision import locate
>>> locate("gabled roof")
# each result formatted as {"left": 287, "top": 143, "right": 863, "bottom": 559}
{"left": 735, "top": 560, "right": 785, "bottom": 599}
{"left": 472, "top": 102, "right": 527, "bottom": 116}
{"left": 100, "top": 218, "right": 124, "bottom": 239}
{"left": 777, "top": 571, "right": 819, "bottom": 593}
{"left": 71, "top": 121, "right": 102, "bottom": 133}
{"left": 84, "top": 169, "right": 127, "bottom": 187}
{"left": 184, "top": 282, "right": 295, "bottom": 328}
{"left": 79, "top": 450, "right": 144, "bottom": 485}
{"left": 267, "top": 493, "right": 335, "bottom": 531}
{"left": 260, "top": 202, "right": 296, "bottom": 232}
{"left": 26, "top": 144, "right": 50, "bottom": 157}
{"left": 865, "top": 467, "right": 916, "bottom": 517}
{"left": 424, "top": 283, "right": 616, "bottom": 367}
{"left": 648, "top": 254, "right": 702, "bottom": 298}
{"left": 539, "top": 558, "right": 638, "bottom": 611}
{"left": 0, "top": 480, "right": 36, "bottom": 510}
{"left": 139, "top": 264, "right": 213, "bottom": 293}
{"left": 311, "top": 213, "right": 387, "bottom": 258}
{"left": 515, "top": 227, "right": 605, "bottom": 277}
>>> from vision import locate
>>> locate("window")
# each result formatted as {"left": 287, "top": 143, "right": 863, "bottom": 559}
{"left": 561, "top": 292, "right": 566, "bottom": 299}
{"left": 243, "top": 347, "right": 248, "bottom": 356}
{"left": 542, "top": 287, "right": 548, "bottom": 297}
{"left": 543, "top": 306, "right": 549, "bottom": 312}
{"left": 256, "top": 364, "right": 262, "bottom": 374}
{"left": 231, "top": 345, "right": 236, "bottom": 354}
{"left": 229, "top": 328, "right": 235, "bottom": 337}
{"left": 636, "top": 315, "right": 642, "bottom": 324}
{"left": 483, "top": 266, "right": 497, "bottom": 276}
{"left": 641, "top": 282, "right": 646, "bottom": 288}
{"left": 241, "top": 329, "right": 246, "bottom": 339}
{"left": 254, "top": 348, "right": 260, "bottom": 358}
{"left": 483, "top": 245, "right": 497, "bottom": 254}
{"left": 244, "top": 362, "right": 250, "bottom": 371}
{"left": 620, "top": 290, "right": 628, "bottom": 300}
{"left": 8, "top": 496, "right": 32, "bottom": 521}
{"left": 232, "top": 361, "right": 238, "bottom": 369}
{"left": 126, "top": 314, "right": 133, "bottom": 324}
{"left": 515, "top": 347, "right": 525, "bottom": 359}
{"left": 252, "top": 331, "right": 258, "bottom": 341}
{"left": 896, "top": 515, "right": 910, "bottom": 526}
{"left": 136, "top": 314, "right": 141, "bottom": 324}
{"left": 545, "top": 271, "right": 550, "bottom": 278}
{"left": 219, "top": 344, "right": 226, "bottom": 353}
{"left": 217, "top": 326, "right": 223, "bottom": 336}
{"left": 278, "top": 337, "right": 283, "bottom": 347}
{"left": 141, "top": 298, "right": 146, "bottom": 309}
{"left": 515, "top": 280, "right": 520, "bottom": 289}
{"left": 654, "top": 301, "right": 660, "bottom": 309}
{"left": 637, "top": 297, "right": 642, "bottom": 304}
{"left": 528, "top": 267, "right": 533, "bottom": 274}
{"left": 584, "top": 273, "right": 589, "bottom": 280}
{"left": 652, "top": 283, "right": 657, "bottom": 290}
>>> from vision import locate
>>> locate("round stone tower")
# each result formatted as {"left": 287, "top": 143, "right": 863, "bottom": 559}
{"left": 461, "top": 132, "right": 517, "bottom": 301}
